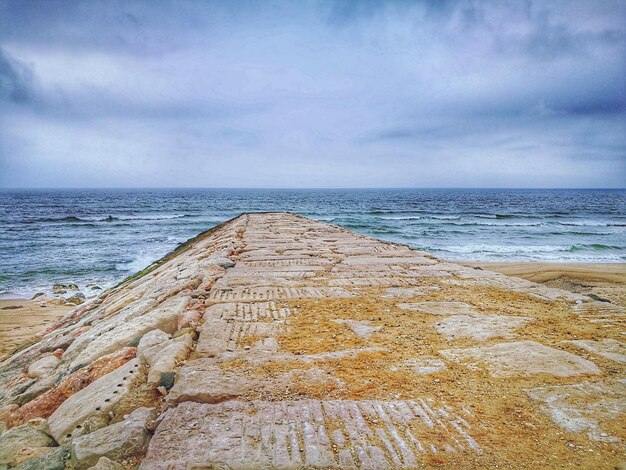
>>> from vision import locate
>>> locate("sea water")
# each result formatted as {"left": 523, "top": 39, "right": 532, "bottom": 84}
{"left": 1, "top": 188, "right": 624, "bottom": 297}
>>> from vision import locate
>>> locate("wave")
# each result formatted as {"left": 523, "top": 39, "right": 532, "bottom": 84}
{"left": 437, "top": 244, "right": 572, "bottom": 255}
{"left": 434, "top": 243, "right": 623, "bottom": 256}
{"left": 547, "top": 231, "right": 611, "bottom": 236}
{"left": 109, "top": 214, "right": 187, "bottom": 221}
{"left": 115, "top": 251, "right": 160, "bottom": 273}
{"left": 23, "top": 214, "right": 188, "bottom": 224}
{"left": 449, "top": 221, "right": 543, "bottom": 227}
{"left": 559, "top": 221, "right": 625, "bottom": 227}
{"left": 475, "top": 213, "right": 542, "bottom": 219}
{"left": 569, "top": 244, "right": 623, "bottom": 252}
{"left": 24, "top": 216, "right": 84, "bottom": 223}
{"left": 428, "top": 215, "right": 460, "bottom": 220}
{"left": 375, "top": 215, "right": 422, "bottom": 221}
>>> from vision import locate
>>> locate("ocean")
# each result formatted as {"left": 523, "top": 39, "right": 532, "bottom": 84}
{"left": 1, "top": 188, "right": 624, "bottom": 297}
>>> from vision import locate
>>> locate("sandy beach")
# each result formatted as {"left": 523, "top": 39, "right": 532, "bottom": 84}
{"left": 465, "top": 262, "right": 626, "bottom": 306}
{"left": 0, "top": 299, "right": 72, "bottom": 360}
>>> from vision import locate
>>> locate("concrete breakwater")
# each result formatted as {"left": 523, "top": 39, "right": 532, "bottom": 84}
{"left": 0, "top": 213, "right": 624, "bottom": 469}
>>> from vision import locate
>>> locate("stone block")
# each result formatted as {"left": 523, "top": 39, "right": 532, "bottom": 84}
{"left": 71, "top": 407, "right": 157, "bottom": 469}
{"left": 441, "top": 341, "right": 601, "bottom": 378}
{"left": 48, "top": 359, "right": 143, "bottom": 444}
{"left": 434, "top": 314, "right": 530, "bottom": 340}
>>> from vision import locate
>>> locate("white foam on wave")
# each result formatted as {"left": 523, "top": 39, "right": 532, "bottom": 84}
{"left": 377, "top": 215, "right": 422, "bottom": 220}
{"left": 439, "top": 244, "right": 570, "bottom": 254}
{"left": 115, "top": 251, "right": 160, "bottom": 273}
{"left": 115, "top": 214, "right": 186, "bottom": 221}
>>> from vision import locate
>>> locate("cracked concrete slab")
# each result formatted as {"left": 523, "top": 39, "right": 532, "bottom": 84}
{"left": 441, "top": 341, "right": 601, "bottom": 378}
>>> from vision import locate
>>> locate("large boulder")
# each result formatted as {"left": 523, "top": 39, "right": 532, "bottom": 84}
{"left": 88, "top": 456, "right": 125, "bottom": 469}
{"left": 0, "top": 422, "right": 56, "bottom": 467}
{"left": 14, "top": 445, "right": 69, "bottom": 470}
{"left": 27, "top": 356, "right": 60, "bottom": 379}
{"left": 71, "top": 407, "right": 157, "bottom": 469}
{"left": 48, "top": 359, "right": 143, "bottom": 444}
{"left": 66, "top": 296, "right": 189, "bottom": 370}
{"left": 139, "top": 333, "right": 194, "bottom": 384}
{"left": 11, "top": 348, "right": 136, "bottom": 427}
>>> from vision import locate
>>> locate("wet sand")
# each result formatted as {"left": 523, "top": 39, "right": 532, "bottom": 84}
{"left": 0, "top": 299, "right": 72, "bottom": 360}
{"left": 464, "top": 262, "right": 626, "bottom": 306}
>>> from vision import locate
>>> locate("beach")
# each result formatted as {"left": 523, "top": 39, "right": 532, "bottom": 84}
{"left": 0, "top": 299, "right": 71, "bottom": 360}
{"left": 465, "top": 262, "right": 626, "bottom": 306}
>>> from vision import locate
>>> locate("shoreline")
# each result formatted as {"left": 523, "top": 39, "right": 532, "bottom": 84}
{"left": 463, "top": 261, "right": 626, "bottom": 306}
{"left": 0, "top": 299, "right": 73, "bottom": 360}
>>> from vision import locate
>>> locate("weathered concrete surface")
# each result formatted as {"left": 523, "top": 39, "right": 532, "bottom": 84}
{"left": 441, "top": 341, "right": 601, "bottom": 377}
{"left": 564, "top": 339, "right": 626, "bottom": 364}
{"left": 527, "top": 380, "right": 626, "bottom": 442}
{"left": 140, "top": 399, "right": 480, "bottom": 469}
{"left": 0, "top": 212, "right": 624, "bottom": 469}
{"left": 434, "top": 314, "right": 531, "bottom": 340}
{"left": 396, "top": 301, "right": 479, "bottom": 315}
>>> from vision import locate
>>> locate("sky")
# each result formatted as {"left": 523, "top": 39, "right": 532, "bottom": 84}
{"left": 0, "top": 0, "right": 625, "bottom": 188}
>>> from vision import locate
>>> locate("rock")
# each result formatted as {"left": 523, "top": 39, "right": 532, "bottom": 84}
{"left": 167, "top": 359, "right": 341, "bottom": 405}
{"left": 527, "top": 380, "right": 626, "bottom": 442}
{"left": 441, "top": 341, "right": 601, "bottom": 378}
{"left": 13, "top": 446, "right": 57, "bottom": 466}
{"left": 205, "top": 256, "right": 235, "bottom": 269}
{"left": 52, "top": 284, "right": 67, "bottom": 294}
{"left": 177, "top": 309, "right": 202, "bottom": 330}
{"left": 334, "top": 319, "right": 381, "bottom": 339}
{"left": 172, "top": 327, "right": 196, "bottom": 339}
{"left": 11, "top": 348, "right": 136, "bottom": 427}
{"left": 401, "top": 357, "right": 447, "bottom": 375}
{"left": 14, "top": 445, "right": 69, "bottom": 470}
{"left": 166, "top": 359, "right": 252, "bottom": 404}
{"left": 31, "top": 293, "right": 46, "bottom": 300}
{"left": 65, "top": 295, "right": 189, "bottom": 370}
{"left": 137, "top": 330, "right": 170, "bottom": 363}
{"left": 145, "top": 334, "right": 193, "bottom": 384}
{"left": 71, "top": 407, "right": 157, "bottom": 469}
{"left": 66, "top": 296, "right": 85, "bottom": 306}
{"left": 48, "top": 359, "right": 143, "bottom": 444}
{"left": 141, "top": 399, "right": 480, "bottom": 469}
{"left": 434, "top": 314, "right": 531, "bottom": 341}
{"left": 15, "top": 374, "right": 57, "bottom": 406}
{"left": 67, "top": 284, "right": 79, "bottom": 291}
{"left": 563, "top": 339, "right": 626, "bottom": 364}
{"left": 0, "top": 423, "right": 56, "bottom": 467}
{"left": 158, "top": 372, "right": 175, "bottom": 390}
{"left": 27, "top": 356, "right": 60, "bottom": 379}
{"left": 88, "top": 456, "right": 125, "bottom": 469}
{"left": 396, "top": 301, "right": 479, "bottom": 315}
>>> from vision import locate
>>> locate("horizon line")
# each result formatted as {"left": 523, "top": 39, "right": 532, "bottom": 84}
{"left": 1, "top": 186, "right": 626, "bottom": 190}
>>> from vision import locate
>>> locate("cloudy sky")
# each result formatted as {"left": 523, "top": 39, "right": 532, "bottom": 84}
{"left": 0, "top": 0, "right": 624, "bottom": 188}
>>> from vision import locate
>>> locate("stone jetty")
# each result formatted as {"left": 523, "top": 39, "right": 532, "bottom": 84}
{"left": 0, "top": 213, "right": 624, "bottom": 468}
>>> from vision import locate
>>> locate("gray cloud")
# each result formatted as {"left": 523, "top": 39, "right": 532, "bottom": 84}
{"left": 0, "top": 48, "right": 36, "bottom": 104}
{"left": 0, "top": 0, "right": 624, "bottom": 188}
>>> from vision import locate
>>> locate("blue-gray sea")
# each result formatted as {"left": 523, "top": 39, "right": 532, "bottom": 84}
{"left": 1, "top": 189, "right": 624, "bottom": 297}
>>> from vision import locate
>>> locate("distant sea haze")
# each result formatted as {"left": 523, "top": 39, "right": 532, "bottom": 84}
{"left": 0, "top": 188, "right": 624, "bottom": 297}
